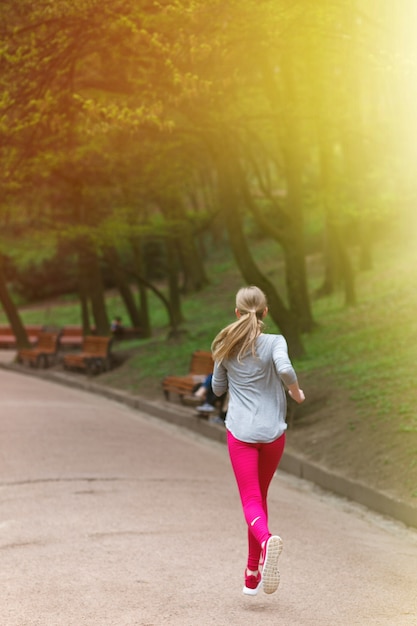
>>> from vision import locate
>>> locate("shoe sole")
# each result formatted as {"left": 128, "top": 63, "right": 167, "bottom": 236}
{"left": 262, "top": 535, "right": 283, "bottom": 594}
{"left": 242, "top": 580, "right": 262, "bottom": 596}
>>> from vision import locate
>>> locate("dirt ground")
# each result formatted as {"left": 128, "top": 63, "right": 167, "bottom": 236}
{"left": 90, "top": 339, "right": 416, "bottom": 511}
{"left": 283, "top": 369, "right": 417, "bottom": 509}
{"left": 100, "top": 354, "right": 417, "bottom": 511}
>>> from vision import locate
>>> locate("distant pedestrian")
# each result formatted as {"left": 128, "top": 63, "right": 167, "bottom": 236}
{"left": 211, "top": 286, "right": 305, "bottom": 596}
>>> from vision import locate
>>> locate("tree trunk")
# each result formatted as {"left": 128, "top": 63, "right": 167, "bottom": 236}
{"left": 77, "top": 248, "right": 92, "bottom": 334}
{"left": 165, "top": 236, "right": 185, "bottom": 337}
{"left": 342, "top": 0, "right": 374, "bottom": 272}
{"left": 318, "top": 135, "right": 357, "bottom": 307}
{"left": 0, "top": 256, "right": 30, "bottom": 349}
{"left": 304, "top": 7, "right": 358, "bottom": 305}
{"left": 343, "top": 134, "right": 373, "bottom": 272}
{"left": 314, "top": 220, "right": 338, "bottom": 298}
{"left": 79, "top": 244, "right": 110, "bottom": 335}
{"left": 280, "top": 146, "right": 315, "bottom": 333}
{"left": 130, "top": 238, "right": 184, "bottom": 339}
{"left": 105, "top": 247, "right": 142, "bottom": 328}
{"left": 130, "top": 239, "right": 152, "bottom": 338}
{"left": 176, "top": 222, "right": 209, "bottom": 293}
{"left": 281, "top": 235, "right": 315, "bottom": 332}
{"left": 217, "top": 161, "right": 305, "bottom": 358}
{"left": 334, "top": 225, "right": 356, "bottom": 307}
{"left": 261, "top": 55, "right": 315, "bottom": 333}
{"left": 358, "top": 224, "right": 373, "bottom": 271}
{"left": 165, "top": 196, "right": 209, "bottom": 294}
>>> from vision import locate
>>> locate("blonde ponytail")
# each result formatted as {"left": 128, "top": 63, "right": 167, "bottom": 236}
{"left": 211, "top": 286, "right": 267, "bottom": 363}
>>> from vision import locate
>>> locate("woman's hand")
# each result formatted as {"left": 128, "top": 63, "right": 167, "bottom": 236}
{"left": 288, "top": 387, "right": 305, "bottom": 404}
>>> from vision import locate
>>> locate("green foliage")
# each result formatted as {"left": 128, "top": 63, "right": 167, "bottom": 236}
{"left": 295, "top": 239, "right": 417, "bottom": 430}
{"left": 0, "top": 230, "right": 57, "bottom": 269}
{"left": 1, "top": 1, "right": 417, "bottom": 354}
{"left": 2, "top": 233, "right": 415, "bottom": 433}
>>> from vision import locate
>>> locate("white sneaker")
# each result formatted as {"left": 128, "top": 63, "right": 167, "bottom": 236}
{"left": 262, "top": 535, "right": 283, "bottom": 594}
{"left": 197, "top": 403, "right": 215, "bottom": 412}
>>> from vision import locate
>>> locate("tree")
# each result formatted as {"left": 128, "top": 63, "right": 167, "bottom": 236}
{"left": 215, "top": 144, "right": 305, "bottom": 357}
{"left": 0, "top": 255, "right": 30, "bottom": 348}
{"left": 0, "top": 0, "right": 411, "bottom": 347}
{"left": 0, "top": 0, "right": 196, "bottom": 336}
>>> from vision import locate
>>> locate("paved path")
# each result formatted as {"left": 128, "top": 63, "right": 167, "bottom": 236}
{"left": 1, "top": 368, "right": 417, "bottom": 626}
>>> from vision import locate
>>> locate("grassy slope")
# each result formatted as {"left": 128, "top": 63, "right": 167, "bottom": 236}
{"left": 3, "top": 232, "right": 416, "bottom": 502}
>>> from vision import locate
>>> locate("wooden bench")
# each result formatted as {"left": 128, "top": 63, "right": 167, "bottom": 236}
{"left": 0, "top": 326, "right": 16, "bottom": 348}
{"left": 113, "top": 326, "right": 143, "bottom": 340}
{"left": 58, "top": 326, "right": 94, "bottom": 349}
{"left": 162, "top": 350, "right": 214, "bottom": 403}
{"left": 59, "top": 325, "right": 141, "bottom": 349}
{"left": 63, "top": 336, "right": 113, "bottom": 375}
{"left": 0, "top": 324, "right": 44, "bottom": 349}
{"left": 17, "top": 332, "right": 60, "bottom": 368}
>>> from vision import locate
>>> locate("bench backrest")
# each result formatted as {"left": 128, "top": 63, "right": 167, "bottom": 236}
{"left": 61, "top": 325, "right": 96, "bottom": 337}
{"left": 0, "top": 325, "right": 44, "bottom": 337}
{"left": 37, "top": 332, "right": 59, "bottom": 351}
{"left": 82, "top": 336, "right": 112, "bottom": 357}
{"left": 189, "top": 350, "right": 214, "bottom": 375}
{"left": 61, "top": 326, "right": 83, "bottom": 337}
{"left": 25, "top": 325, "right": 44, "bottom": 336}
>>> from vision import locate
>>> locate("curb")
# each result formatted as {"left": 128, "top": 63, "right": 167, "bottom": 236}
{"left": 2, "top": 360, "right": 417, "bottom": 530}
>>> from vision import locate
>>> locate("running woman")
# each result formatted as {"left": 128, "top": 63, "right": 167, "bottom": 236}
{"left": 211, "top": 286, "right": 305, "bottom": 595}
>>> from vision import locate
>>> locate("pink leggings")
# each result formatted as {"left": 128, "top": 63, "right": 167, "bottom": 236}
{"left": 227, "top": 430, "right": 286, "bottom": 571}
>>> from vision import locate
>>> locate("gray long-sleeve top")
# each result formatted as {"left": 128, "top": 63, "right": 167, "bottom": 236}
{"left": 212, "top": 333, "right": 298, "bottom": 443}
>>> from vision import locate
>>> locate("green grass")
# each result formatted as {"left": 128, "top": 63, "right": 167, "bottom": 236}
{"left": 1, "top": 233, "right": 416, "bottom": 429}
{"left": 288, "top": 236, "right": 417, "bottom": 430}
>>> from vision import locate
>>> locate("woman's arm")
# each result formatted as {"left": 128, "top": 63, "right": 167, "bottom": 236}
{"left": 212, "top": 361, "right": 228, "bottom": 397}
{"left": 273, "top": 336, "right": 305, "bottom": 403}
{"left": 287, "top": 382, "right": 305, "bottom": 404}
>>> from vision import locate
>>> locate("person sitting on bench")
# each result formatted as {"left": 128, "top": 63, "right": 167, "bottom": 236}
{"left": 194, "top": 374, "right": 227, "bottom": 421}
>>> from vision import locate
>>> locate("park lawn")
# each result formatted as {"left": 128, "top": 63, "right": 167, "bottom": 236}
{"left": 2, "top": 233, "right": 416, "bottom": 503}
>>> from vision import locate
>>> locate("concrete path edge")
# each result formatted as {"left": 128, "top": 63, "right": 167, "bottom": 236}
{"left": 2, "top": 361, "right": 416, "bottom": 530}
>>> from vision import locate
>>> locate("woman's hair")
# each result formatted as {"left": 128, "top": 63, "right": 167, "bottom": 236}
{"left": 211, "top": 286, "right": 267, "bottom": 363}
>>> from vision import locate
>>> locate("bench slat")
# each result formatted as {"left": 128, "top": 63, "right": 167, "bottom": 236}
{"left": 63, "top": 336, "right": 113, "bottom": 375}
{"left": 0, "top": 325, "right": 44, "bottom": 349}
{"left": 162, "top": 350, "right": 213, "bottom": 402}
{"left": 17, "top": 332, "right": 60, "bottom": 368}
